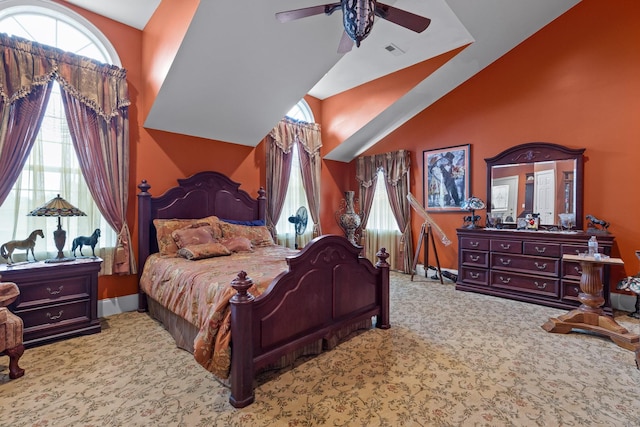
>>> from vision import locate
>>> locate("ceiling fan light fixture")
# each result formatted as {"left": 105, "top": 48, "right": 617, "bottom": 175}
{"left": 342, "top": 0, "right": 376, "bottom": 47}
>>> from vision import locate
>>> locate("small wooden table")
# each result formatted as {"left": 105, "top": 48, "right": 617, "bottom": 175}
{"left": 542, "top": 254, "right": 640, "bottom": 368}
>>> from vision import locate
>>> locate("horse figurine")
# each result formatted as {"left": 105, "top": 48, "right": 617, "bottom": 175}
{"left": 586, "top": 214, "right": 610, "bottom": 232}
{"left": 72, "top": 229, "right": 101, "bottom": 257}
{"left": 0, "top": 229, "right": 45, "bottom": 264}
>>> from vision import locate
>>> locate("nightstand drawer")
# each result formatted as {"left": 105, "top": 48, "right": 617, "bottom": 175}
{"left": 16, "top": 275, "right": 91, "bottom": 307}
{"left": 17, "top": 299, "right": 91, "bottom": 330}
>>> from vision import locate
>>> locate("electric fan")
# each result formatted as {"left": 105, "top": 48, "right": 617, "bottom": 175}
{"left": 288, "top": 206, "right": 309, "bottom": 249}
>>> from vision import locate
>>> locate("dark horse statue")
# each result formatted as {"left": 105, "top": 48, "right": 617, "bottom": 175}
{"left": 72, "top": 229, "right": 101, "bottom": 257}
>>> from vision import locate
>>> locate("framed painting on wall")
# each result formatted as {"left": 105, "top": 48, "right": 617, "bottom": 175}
{"left": 423, "top": 144, "right": 470, "bottom": 211}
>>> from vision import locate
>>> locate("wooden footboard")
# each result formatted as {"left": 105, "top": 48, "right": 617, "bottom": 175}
{"left": 229, "top": 235, "right": 390, "bottom": 408}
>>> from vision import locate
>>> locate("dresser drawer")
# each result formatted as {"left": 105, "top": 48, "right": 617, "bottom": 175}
{"left": 16, "top": 299, "right": 91, "bottom": 331}
{"left": 562, "top": 260, "right": 583, "bottom": 280}
{"left": 491, "top": 253, "right": 560, "bottom": 276}
{"left": 490, "top": 239, "right": 522, "bottom": 254}
{"left": 562, "top": 244, "right": 588, "bottom": 257}
{"left": 461, "top": 237, "right": 489, "bottom": 251}
{"left": 459, "top": 267, "right": 489, "bottom": 286}
{"left": 490, "top": 271, "right": 559, "bottom": 298}
{"left": 15, "top": 275, "right": 91, "bottom": 308}
{"left": 461, "top": 250, "right": 489, "bottom": 268}
{"left": 561, "top": 280, "right": 582, "bottom": 302}
{"left": 523, "top": 241, "right": 561, "bottom": 257}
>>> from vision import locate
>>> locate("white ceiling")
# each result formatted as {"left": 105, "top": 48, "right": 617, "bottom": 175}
{"left": 66, "top": 0, "right": 581, "bottom": 162}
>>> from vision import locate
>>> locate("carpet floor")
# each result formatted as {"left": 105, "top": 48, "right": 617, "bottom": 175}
{"left": 1, "top": 272, "right": 639, "bottom": 426}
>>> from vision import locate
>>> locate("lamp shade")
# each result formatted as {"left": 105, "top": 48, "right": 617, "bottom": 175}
{"left": 28, "top": 194, "right": 86, "bottom": 217}
{"left": 461, "top": 196, "right": 486, "bottom": 212}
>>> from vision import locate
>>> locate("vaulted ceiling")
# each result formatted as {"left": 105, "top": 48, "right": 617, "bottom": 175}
{"left": 66, "top": 0, "right": 581, "bottom": 162}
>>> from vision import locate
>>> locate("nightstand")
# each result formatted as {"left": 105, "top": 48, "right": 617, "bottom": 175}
{"left": 0, "top": 257, "right": 102, "bottom": 347}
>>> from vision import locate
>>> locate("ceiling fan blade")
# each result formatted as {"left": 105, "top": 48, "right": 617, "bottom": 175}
{"left": 375, "top": 3, "right": 432, "bottom": 33}
{"left": 337, "top": 30, "right": 354, "bottom": 54}
{"left": 275, "top": 3, "right": 340, "bottom": 23}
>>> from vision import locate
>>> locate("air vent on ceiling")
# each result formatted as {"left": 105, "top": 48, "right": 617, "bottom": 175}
{"left": 384, "top": 43, "right": 405, "bottom": 56}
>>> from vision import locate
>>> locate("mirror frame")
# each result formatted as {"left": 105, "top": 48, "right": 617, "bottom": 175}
{"left": 486, "top": 142, "right": 585, "bottom": 230}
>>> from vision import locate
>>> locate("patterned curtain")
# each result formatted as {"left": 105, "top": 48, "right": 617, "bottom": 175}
{"left": 265, "top": 120, "right": 295, "bottom": 236}
{"left": 356, "top": 150, "right": 413, "bottom": 273}
{"left": 296, "top": 120, "right": 323, "bottom": 237}
{"left": 266, "top": 118, "right": 323, "bottom": 238}
{"left": 0, "top": 34, "right": 134, "bottom": 275}
{"left": 0, "top": 34, "right": 55, "bottom": 205}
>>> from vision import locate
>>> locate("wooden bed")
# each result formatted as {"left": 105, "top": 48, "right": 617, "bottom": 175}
{"left": 137, "top": 171, "right": 390, "bottom": 407}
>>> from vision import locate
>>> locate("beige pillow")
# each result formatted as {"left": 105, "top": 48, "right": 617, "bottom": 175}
{"left": 172, "top": 225, "right": 217, "bottom": 249}
{"left": 219, "top": 222, "right": 274, "bottom": 247}
{"left": 153, "top": 216, "right": 222, "bottom": 255}
{"left": 221, "top": 237, "right": 254, "bottom": 252}
{"left": 177, "top": 242, "right": 231, "bottom": 260}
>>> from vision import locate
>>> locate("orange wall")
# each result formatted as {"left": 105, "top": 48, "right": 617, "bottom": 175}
{"left": 59, "top": 0, "right": 639, "bottom": 300}
{"left": 356, "top": 0, "right": 640, "bottom": 284}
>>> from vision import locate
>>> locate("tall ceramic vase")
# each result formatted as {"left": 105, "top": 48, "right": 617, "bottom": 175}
{"left": 337, "top": 191, "right": 361, "bottom": 245}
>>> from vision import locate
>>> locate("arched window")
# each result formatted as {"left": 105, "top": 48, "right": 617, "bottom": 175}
{"left": 0, "top": 1, "right": 119, "bottom": 268}
{"left": 274, "top": 100, "right": 314, "bottom": 248}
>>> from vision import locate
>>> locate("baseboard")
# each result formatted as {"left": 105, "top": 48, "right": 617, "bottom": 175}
{"left": 98, "top": 294, "right": 138, "bottom": 317}
{"left": 610, "top": 292, "right": 637, "bottom": 313}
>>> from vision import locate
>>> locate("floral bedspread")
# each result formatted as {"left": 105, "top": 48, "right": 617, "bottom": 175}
{"left": 139, "top": 245, "right": 298, "bottom": 379}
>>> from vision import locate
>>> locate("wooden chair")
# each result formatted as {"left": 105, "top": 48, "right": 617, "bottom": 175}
{"left": 0, "top": 279, "right": 25, "bottom": 379}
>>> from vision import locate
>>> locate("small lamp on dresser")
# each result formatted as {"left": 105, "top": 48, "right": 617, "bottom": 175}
{"left": 461, "top": 196, "right": 486, "bottom": 229}
{"left": 28, "top": 194, "right": 86, "bottom": 262}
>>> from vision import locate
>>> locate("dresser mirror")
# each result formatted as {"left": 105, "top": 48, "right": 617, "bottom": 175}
{"left": 485, "top": 142, "right": 585, "bottom": 230}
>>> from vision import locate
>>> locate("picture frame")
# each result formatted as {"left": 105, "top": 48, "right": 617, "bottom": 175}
{"left": 423, "top": 144, "right": 470, "bottom": 211}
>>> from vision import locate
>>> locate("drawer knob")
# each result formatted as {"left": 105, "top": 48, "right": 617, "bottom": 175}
{"left": 499, "top": 258, "right": 511, "bottom": 266}
{"left": 470, "top": 255, "right": 480, "bottom": 262}
{"left": 499, "top": 276, "right": 511, "bottom": 284}
{"left": 470, "top": 241, "right": 479, "bottom": 247}
{"left": 470, "top": 272, "right": 480, "bottom": 279}
{"left": 500, "top": 243, "right": 511, "bottom": 249}
{"left": 534, "top": 262, "right": 548, "bottom": 271}
{"left": 534, "top": 246, "right": 547, "bottom": 253}
{"left": 46, "top": 310, "right": 64, "bottom": 321}
{"left": 574, "top": 266, "right": 582, "bottom": 274}
{"left": 534, "top": 281, "right": 548, "bottom": 289}
{"left": 47, "top": 285, "right": 64, "bottom": 295}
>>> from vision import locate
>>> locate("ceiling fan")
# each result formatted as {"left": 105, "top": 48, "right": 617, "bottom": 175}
{"left": 275, "top": 0, "right": 432, "bottom": 53}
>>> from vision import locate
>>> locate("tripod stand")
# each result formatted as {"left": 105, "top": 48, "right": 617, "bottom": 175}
{"left": 411, "top": 222, "right": 444, "bottom": 283}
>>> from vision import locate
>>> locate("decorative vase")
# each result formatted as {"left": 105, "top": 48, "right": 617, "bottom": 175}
{"left": 336, "top": 191, "right": 361, "bottom": 245}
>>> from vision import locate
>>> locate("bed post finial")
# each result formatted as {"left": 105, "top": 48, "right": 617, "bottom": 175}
{"left": 229, "top": 271, "right": 255, "bottom": 408}
{"left": 138, "top": 179, "right": 151, "bottom": 195}
{"left": 376, "top": 248, "right": 390, "bottom": 268}
{"left": 375, "top": 248, "right": 391, "bottom": 330}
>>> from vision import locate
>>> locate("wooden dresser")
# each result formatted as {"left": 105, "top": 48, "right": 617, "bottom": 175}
{"left": 0, "top": 258, "right": 102, "bottom": 347}
{"left": 456, "top": 228, "right": 615, "bottom": 313}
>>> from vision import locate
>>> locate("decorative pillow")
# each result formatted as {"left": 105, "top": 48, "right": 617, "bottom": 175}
{"left": 153, "top": 216, "right": 222, "bottom": 255}
{"left": 219, "top": 222, "right": 274, "bottom": 247}
{"left": 221, "top": 237, "right": 254, "bottom": 252}
{"left": 177, "top": 242, "right": 231, "bottom": 260}
{"left": 172, "top": 225, "right": 217, "bottom": 249}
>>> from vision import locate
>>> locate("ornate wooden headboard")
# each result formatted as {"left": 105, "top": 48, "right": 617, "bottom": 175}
{"left": 137, "top": 171, "right": 266, "bottom": 269}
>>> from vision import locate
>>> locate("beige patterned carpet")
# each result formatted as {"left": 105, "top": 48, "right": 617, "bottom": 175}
{"left": 2, "top": 272, "right": 640, "bottom": 426}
